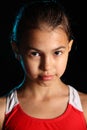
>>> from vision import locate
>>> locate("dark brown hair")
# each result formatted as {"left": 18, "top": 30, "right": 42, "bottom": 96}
{"left": 11, "top": 0, "right": 73, "bottom": 46}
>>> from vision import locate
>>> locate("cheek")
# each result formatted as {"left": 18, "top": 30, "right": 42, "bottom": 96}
{"left": 23, "top": 59, "right": 39, "bottom": 76}
{"left": 56, "top": 55, "right": 68, "bottom": 76}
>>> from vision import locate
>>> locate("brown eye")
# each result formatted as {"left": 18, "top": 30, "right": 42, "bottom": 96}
{"left": 31, "top": 51, "right": 40, "bottom": 57}
{"left": 54, "top": 51, "right": 62, "bottom": 56}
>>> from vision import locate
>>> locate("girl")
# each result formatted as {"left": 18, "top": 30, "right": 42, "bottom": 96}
{"left": 0, "top": 0, "right": 87, "bottom": 129}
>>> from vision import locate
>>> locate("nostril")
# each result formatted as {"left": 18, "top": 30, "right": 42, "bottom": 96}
{"left": 39, "top": 55, "right": 51, "bottom": 71}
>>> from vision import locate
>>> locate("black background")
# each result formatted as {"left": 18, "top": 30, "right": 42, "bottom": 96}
{"left": 0, "top": 0, "right": 87, "bottom": 96}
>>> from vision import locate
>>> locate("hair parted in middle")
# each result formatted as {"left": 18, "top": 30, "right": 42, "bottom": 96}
{"left": 11, "top": 0, "right": 73, "bottom": 46}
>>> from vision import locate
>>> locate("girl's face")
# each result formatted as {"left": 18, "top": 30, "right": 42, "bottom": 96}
{"left": 18, "top": 27, "right": 73, "bottom": 84}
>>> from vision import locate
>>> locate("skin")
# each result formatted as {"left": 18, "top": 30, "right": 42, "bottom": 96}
{"left": 17, "top": 26, "right": 73, "bottom": 119}
{"left": 0, "top": 25, "right": 87, "bottom": 129}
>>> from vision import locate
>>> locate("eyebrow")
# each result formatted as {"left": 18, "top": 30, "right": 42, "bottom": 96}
{"left": 53, "top": 46, "right": 66, "bottom": 51}
{"left": 25, "top": 47, "right": 42, "bottom": 52}
{"left": 26, "top": 46, "right": 66, "bottom": 51}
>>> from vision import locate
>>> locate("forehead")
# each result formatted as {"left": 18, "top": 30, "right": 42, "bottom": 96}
{"left": 20, "top": 26, "right": 69, "bottom": 47}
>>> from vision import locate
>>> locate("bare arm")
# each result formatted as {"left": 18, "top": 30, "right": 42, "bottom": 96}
{"left": 0, "top": 97, "right": 6, "bottom": 130}
{"left": 79, "top": 92, "right": 87, "bottom": 124}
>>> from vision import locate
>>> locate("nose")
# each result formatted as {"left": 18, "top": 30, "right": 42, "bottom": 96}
{"left": 40, "top": 55, "right": 53, "bottom": 71}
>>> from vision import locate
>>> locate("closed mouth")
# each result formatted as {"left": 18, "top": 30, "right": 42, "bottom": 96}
{"left": 39, "top": 75, "right": 54, "bottom": 81}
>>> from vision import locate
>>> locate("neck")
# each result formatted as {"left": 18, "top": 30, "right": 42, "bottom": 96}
{"left": 18, "top": 78, "right": 68, "bottom": 101}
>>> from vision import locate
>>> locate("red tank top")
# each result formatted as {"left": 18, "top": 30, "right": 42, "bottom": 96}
{"left": 3, "top": 86, "right": 87, "bottom": 130}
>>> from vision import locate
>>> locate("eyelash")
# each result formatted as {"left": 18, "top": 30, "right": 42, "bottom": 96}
{"left": 28, "top": 50, "right": 62, "bottom": 57}
{"left": 29, "top": 51, "right": 40, "bottom": 57}
{"left": 54, "top": 51, "right": 62, "bottom": 56}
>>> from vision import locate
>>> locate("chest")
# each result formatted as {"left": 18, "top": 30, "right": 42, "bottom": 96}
{"left": 19, "top": 96, "right": 69, "bottom": 119}
{"left": 4, "top": 104, "right": 87, "bottom": 130}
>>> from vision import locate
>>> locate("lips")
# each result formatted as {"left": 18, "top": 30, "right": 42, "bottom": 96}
{"left": 40, "top": 75, "right": 53, "bottom": 81}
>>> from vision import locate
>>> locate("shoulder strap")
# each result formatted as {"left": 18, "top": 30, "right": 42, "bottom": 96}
{"left": 69, "top": 86, "right": 83, "bottom": 111}
{"left": 6, "top": 90, "right": 19, "bottom": 114}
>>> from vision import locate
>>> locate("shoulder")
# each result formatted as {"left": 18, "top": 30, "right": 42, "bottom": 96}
{"left": 78, "top": 91, "right": 87, "bottom": 123}
{"left": 0, "top": 97, "right": 6, "bottom": 114}
{"left": 0, "top": 96, "right": 6, "bottom": 129}
{"left": 78, "top": 91, "right": 87, "bottom": 109}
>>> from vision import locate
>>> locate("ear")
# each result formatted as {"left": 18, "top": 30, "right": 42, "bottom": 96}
{"left": 11, "top": 42, "right": 20, "bottom": 60}
{"left": 68, "top": 39, "right": 73, "bottom": 52}
{"left": 11, "top": 41, "right": 18, "bottom": 53}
